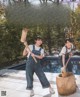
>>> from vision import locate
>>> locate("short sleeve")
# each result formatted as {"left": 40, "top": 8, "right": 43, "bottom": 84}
{"left": 41, "top": 49, "right": 45, "bottom": 56}
{"left": 29, "top": 45, "right": 33, "bottom": 51}
{"left": 59, "top": 47, "right": 66, "bottom": 56}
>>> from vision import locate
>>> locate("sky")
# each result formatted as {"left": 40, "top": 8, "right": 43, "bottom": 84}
{"left": 0, "top": 0, "right": 80, "bottom": 10}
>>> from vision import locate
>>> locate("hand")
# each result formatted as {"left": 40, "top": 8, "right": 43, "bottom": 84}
{"left": 63, "top": 65, "right": 66, "bottom": 69}
{"left": 24, "top": 41, "right": 28, "bottom": 46}
{"left": 69, "top": 52, "right": 73, "bottom": 57}
{"left": 31, "top": 53, "right": 35, "bottom": 57}
{"left": 61, "top": 66, "right": 66, "bottom": 73}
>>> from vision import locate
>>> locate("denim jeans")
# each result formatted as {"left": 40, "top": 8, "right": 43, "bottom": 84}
{"left": 26, "top": 58, "right": 50, "bottom": 90}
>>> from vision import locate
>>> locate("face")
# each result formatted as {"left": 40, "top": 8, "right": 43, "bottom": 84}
{"left": 35, "top": 39, "right": 43, "bottom": 46}
{"left": 66, "top": 41, "right": 72, "bottom": 49}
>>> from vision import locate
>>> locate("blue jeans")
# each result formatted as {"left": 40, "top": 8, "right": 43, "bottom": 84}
{"left": 65, "top": 58, "right": 73, "bottom": 72}
{"left": 26, "top": 58, "right": 50, "bottom": 90}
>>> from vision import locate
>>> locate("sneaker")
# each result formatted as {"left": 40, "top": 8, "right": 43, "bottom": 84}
{"left": 49, "top": 88, "right": 55, "bottom": 94}
{"left": 30, "top": 90, "right": 34, "bottom": 96}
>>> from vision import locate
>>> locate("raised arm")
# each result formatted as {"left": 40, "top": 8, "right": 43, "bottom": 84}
{"left": 23, "top": 47, "right": 28, "bottom": 56}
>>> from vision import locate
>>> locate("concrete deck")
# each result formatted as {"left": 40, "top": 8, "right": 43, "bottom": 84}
{"left": 0, "top": 69, "right": 80, "bottom": 97}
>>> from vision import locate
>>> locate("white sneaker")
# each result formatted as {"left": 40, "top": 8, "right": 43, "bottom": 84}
{"left": 49, "top": 88, "right": 55, "bottom": 94}
{"left": 30, "top": 90, "right": 34, "bottom": 96}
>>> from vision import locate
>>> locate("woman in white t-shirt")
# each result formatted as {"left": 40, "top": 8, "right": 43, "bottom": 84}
{"left": 59, "top": 38, "right": 74, "bottom": 72}
{"left": 23, "top": 36, "right": 55, "bottom": 96}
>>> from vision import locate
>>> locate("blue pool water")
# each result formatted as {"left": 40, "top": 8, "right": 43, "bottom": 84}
{"left": 9, "top": 56, "right": 80, "bottom": 75}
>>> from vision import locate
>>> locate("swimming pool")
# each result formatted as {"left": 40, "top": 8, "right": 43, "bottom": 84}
{"left": 9, "top": 56, "right": 80, "bottom": 75}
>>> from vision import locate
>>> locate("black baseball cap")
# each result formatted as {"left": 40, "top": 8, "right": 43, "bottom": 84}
{"left": 65, "top": 38, "right": 72, "bottom": 43}
{"left": 35, "top": 36, "right": 43, "bottom": 40}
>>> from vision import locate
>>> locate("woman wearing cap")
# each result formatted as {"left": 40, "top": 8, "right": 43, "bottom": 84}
{"left": 59, "top": 38, "right": 74, "bottom": 72}
{"left": 23, "top": 36, "right": 55, "bottom": 96}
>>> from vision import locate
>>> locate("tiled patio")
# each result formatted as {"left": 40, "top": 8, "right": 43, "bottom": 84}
{"left": 0, "top": 69, "right": 80, "bottom": 97}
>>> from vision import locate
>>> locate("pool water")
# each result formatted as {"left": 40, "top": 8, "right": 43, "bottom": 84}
{"left": 9, "top": 56, "right": 80, "bottom": 75}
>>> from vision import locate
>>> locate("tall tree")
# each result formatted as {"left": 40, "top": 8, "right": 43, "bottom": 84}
{"left": 70, "top": 4, "right": 80, "bottom": 50}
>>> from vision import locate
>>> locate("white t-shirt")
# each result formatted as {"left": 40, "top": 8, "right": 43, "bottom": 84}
{"left": 59, "top": 44, "right": 74, "bottom": 56}
{"left": 26, "top": 44, "right": 44, "bottom": 57}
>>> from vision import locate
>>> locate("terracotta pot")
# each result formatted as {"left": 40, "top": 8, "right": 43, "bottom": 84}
{"left": 56, "top": 72, "right": 76, "bottom": 96}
